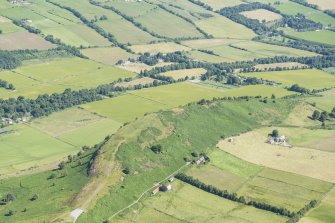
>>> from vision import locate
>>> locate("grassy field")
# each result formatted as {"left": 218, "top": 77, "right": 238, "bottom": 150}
{"left": 78, "top": 98, "right": 294, "bottom": 222}
{"left": 0, "top": 31, "right": 55, "bottom": 50}
{"left": 29, "top": 108, "right": 103, "bottom": 137}
{"left": 217, "top": 126, "right": 335, "bottom": 182}
{"left": 253, "top": 62, "right": 307, "bottom": 70}
{"left": 195, "top": 15, "right": 256, "bottom": 39}
{"left": 306, "top": 88, "right": 335, "bottom": 111}
{"left": 188, "top": 149, "right": 332, "bottom": 212}
{"left": 0, "top": 148, "right": 94, "bottom": 223}
{"left": 241, "top": 9, "right": 282, "bottom": 22}
{"left": 0, "top": 57, "right": 136, "bottom": 99}
{"left": 273, "top": 1, "right": 335, "bottom": 26}
{"left": 307, "top": 0, "right": 335, "bottom": 10}
{"left": 130, "top": 42, "right": 190, "bottom": 54}
{"left": 0, "top": 0, "right": 111, "bottom": 47}
{"left": 54, "top": 0, "right": 159, "bottom": 45}
{"left": 160, "top": 68, "right": 207, "bottom": 80}
{"left": 122, "top": 180, "right": 288, "bottom": 223}
{"left": 240, "top": 69, "right": 335, "bottom": 89}
{"left": 285, "top": 29, "right": 335, "bottom": 46}
{"left": 81, "top": 47, "right": 137, "bottom": 66}
{"left": 117, "top": 62, "right": 173, "bottom": 73}
{"left": 0, "top": 124, "right": 77, "bottom": 175}
{"left": 200, "top": 0, "right": 243, "bottom": 10}
{"left": 0, "top": 16, "right": 22, "bottom": 33}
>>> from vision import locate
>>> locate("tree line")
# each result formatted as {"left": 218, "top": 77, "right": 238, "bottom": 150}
{"left": 0, "top": 48, "right": 73, "bottom": 70}
{"left": 175, "top": 173, "right": 318, "bottom": 223}
{"left": 13, "top": 20, "right": 86, "bottom": 58}
{"left": 175, "top": 173, "right": 294, "bottom": 217}
{"left": 47, "top": 0, "right": 133, "bottom": 53}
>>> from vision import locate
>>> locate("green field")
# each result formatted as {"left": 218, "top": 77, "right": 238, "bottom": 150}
{"left": 160, "top": 68, "right": 207, "bottom": 80}
{"left": 81, "top": 47, "right": 137, "bottom": 66}
{"left": 240, "top": 69, "right": 335, "bottom": 89}
{"left": 200, "top": 0, "right": 243, "bottom": 10}
{"left": 0, "top": 148, "right": 94, "bottom": 223}
{"left": 130, "top": 42, "right": 190, "bottom": 54}
{"left": 123, "top": 180, "right": 288, "bottom": 223}
{"left": 0, "top": 16, "right": 22, "bottom": 33}
{"left": 285, "top": 29, "right": 335, "bottom": 46}
{"left": 306, "top": 88, "right": 335, "bottom": 112}
{"left": 188, "top": 149, "right": 332, "bottom": 212}
{"left": 0, "top": 0, "right": 110, "bottom": 47}
{"left": 273, "top": 1, "right": 335, "bottom": 26}
{"left": 0, "top": 124, "right": 77, "bottom": 175}
{"left": 0, "top": 57, "right": 136, "bottom": 99}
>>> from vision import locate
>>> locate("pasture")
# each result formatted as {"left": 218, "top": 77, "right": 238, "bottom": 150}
{"left": 217, "top": 127, "right": 335, "bottom": 182}
{"left": 240, "top": 69, "right": 335, "bottom": 90}
{"left": 0, "top": 124, "right": 77, "bottom": 175}
{"left": 307, "top": 0, "right": 335, "bottom": 10}
{"left": 81, "top": 47, "right": 137, "bottom": 66}
{"left": 130, "top": 42, "right": 190, "bottom": 54}
{"left": 29, "top": 108, "right": 104, "bottom": 137}
{"left": 285, "top": 29, "right": 335, "bottom": 46}
{"left": 187, "top": 50, "right": 232, "bottom": 63}
{"left": 54, "top": 0, "right": 158, "bottom": 44}
{"left": 189, "top": 149, "right": 332, "bottom": 212}
{"left": 195, "top": 15, "right": 256, "bottom": 39}
{"left": 253, "top": 62, "right": 307, "bottom": 70}
{"left": 0, "top": 31, "right": 55, "bottom": 50}
{"left": 306, "top": 88, "right": 335, "bottom": 112}
{"left": 241, "top": 9, "right": 282, "bottom": 22}
{"left": 200, "top": 0, "right": 243, "bottom": 10}
{"left": 127, "top": 180, "right": 288, "bottom": 223}
{"left": 0, "top": 149, "right": 93, "bottom": 223}
{"left": 118, "top": 62, "right": 173, "bottom": 73}
{"left": 0, "top": 57, "right": 136, "bottom": 99}
{"left": 160, "top": 68, "right": 207, "bottom": 80}
{"left": 302, "top": 203, "right": 335, "bottom": 223}
{"left": 0, "top": 16, "right": 22, "bottom": 33}
{"left": 81, "top": 82, "right": 229, "bottom": 123}
{"left": 273, "top": 1, "right": 335, "bottom": 26}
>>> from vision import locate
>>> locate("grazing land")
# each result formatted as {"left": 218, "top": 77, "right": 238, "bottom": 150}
{"left": 0, "top": 0, "right": 334, "bottom": 222}
{"left": 81, "top": 47, "right": 137, "bottom": 66}
{"left": 284, "top": 29, "right": 335, "bottom": 46}
{"left": 0, "top": 31, "right": 55, "bottom": 50}
{"left": 160, "top": 68, "right": 207, "bottom": 80}
{"left": 130, "top": 42, "right": 190, "bottom": 54}
{"left": 0, "top": 57, "right": 136, "bottom": 99}
{"left": 217, "top": 127, "right": 335, "bottom": 182}
{"left": 240, "top": 69, "right": 335, "bottom": 89}
{"left": 201, "top": 0, "right": 243, "bottom": 10}
{"left": 306, "top": 0, "right": 335, "bottom": 10}
{"left": 241, "top": 9, "right": 283, "bottom": 22}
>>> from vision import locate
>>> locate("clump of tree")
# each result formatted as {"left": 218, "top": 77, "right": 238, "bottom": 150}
{"left": 0, "top": 79, "right": 15, "bottom": 90}
{"left": 0, "top": 193, "right": 15, "bottom": 205}
{"left": 288, "top": 84, "right": 310, "bottom": 94}
{"left": 282, "top": 13, "right": 322, "bottom": 31}
{"left": 150, "top": 144, "right": 162, "bottom": 154}
{"left": 271, "top": 129, "right": 279, "bottom": 138}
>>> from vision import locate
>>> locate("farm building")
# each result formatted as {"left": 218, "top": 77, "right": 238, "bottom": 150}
{"left": 196, "top": 156, "right": 206, "bottom": 165}
{"left": 151, "top": 187, "right": 160, "bottom": 195}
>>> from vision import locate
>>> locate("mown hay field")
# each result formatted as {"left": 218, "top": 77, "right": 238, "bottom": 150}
{"left": 307, "top": 0, "right": 335, "bottom": 10}
{"left": 217, "top": 127, "right": 335, "bottom": 182}
{"left": 130, "top": 42, "right": 190, "bottom": 54}
{"left": 161, "top": 68, "right": 207, "bottom": 80}
{"left": 0, "top": 57, "right": 136, "bottom": 99}
{"left": 0, "top": 31, "right": 55, "bottom": 50}
{"left": 81, "top": 47, "right": 137, "bottom": 66}
{"left": 240, "top": 69, "right": 335, "bottom": 89}
{"left": 200, "top": 0, "right": 243, "bottom": 10}
{"left": 241, "top": 9, "right": 282, "bottom": 22}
